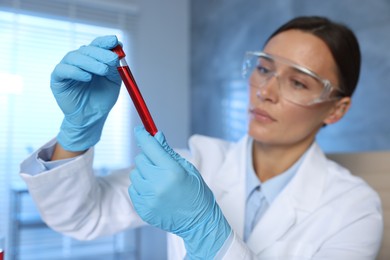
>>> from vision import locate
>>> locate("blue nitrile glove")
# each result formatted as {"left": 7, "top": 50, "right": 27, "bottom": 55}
{"left": 129, "top": 126, "right": 232, "bottom": 259}
{"left": 51, "top": 35, "right": 122, "bottom": 152}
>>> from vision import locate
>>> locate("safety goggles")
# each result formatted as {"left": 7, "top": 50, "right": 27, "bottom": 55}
{"left": 242, "top": 51, "right": 343, "bottom": 106}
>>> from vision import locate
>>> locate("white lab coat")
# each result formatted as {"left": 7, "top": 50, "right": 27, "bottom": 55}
{"left": 20, "top": 134, "right": 383, "bottom": 259}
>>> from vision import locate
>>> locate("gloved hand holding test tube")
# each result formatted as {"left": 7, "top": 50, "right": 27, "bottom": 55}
{"left": 49, "top": 36, "right": 231, "bottom": 259}
{"left": 112, "top": 44, "right": 231, "bottom": 259}
{"left": 111, "top": 45, "right": 158, "bottom": 136}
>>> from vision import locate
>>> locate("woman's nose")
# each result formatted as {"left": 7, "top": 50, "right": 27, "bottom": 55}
{"left": 255, "top": 75, "right": 279, "bottom": 102}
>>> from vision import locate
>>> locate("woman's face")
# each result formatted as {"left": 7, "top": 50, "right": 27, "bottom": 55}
{"left": 248, "top": 29, "right": 344, "bottom": 147}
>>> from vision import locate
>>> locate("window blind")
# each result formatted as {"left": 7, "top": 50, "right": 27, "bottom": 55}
{"left": 222, "top": 79, "right": 248, "bottom": 141}
{"left": 0, "top": 0, "right": 139, "bottom": 258}
{"left": 0, "top": 0, "right": 138, "bottom": 28}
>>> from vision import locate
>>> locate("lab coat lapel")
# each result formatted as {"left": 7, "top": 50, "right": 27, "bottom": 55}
{"left": 246, "top": 143, "right": 328, "bottom": 254}
{"left": 213, "top": 135, "right": 249, "bottom": 239}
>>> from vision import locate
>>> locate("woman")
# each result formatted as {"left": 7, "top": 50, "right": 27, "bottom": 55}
{"left": 20, "top": 16, "right": 383, "bottom": 259}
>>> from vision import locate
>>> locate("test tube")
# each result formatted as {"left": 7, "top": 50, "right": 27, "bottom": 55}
{"left": 112, "top": 45, "right": 158, "bottom": 136}
{"left": 0, "top": 236, "right": 4, "bottom": 260}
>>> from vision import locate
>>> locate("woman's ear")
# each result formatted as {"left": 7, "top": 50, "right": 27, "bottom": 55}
{"left": 323, "top": 97, "right": 351, "bottom": 125}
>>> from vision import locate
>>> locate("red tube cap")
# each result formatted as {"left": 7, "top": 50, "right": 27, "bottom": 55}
{"left": 111, "top": 45, "right": 126, "bottom": 59}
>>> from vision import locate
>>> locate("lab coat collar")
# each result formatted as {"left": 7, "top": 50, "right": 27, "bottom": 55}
{"left": 247, "top": 142, "right": 329, "bottom": 253}
{"left": 214, "top": 136, "right": 329, "bottom": 254}
{"left": 288, "top": 142, "right": 328, "bottom": 211}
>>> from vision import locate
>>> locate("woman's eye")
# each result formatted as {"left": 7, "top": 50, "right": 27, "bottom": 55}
{"left": 256, "top": 65, "right": 270, "bottom": 74}
{"left": 291, "top": 79, "right": 308, "bottom": 90}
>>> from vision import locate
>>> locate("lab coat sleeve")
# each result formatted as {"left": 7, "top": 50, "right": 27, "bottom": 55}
{"left": 215, "top": 232, "right": 251, "bottom": 260}
{"left": 19, "top": 139, "right": 145, "bottom": 240}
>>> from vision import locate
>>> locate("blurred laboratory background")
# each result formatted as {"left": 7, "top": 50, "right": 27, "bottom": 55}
{"left": 0, "top": 0, "right": 389, "bottom": 259}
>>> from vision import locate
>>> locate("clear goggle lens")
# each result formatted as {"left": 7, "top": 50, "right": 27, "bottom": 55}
{"left": 242, "top": 52, "right": 341, "bottom": 106}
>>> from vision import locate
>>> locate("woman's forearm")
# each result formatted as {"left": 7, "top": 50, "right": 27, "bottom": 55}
{"left": 51, "top": 142, "right": 86, "bottom": 161}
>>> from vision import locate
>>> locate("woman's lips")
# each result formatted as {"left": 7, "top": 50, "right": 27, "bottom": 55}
{"left": 249, "top": 107, "right": 276, "bottom": 123}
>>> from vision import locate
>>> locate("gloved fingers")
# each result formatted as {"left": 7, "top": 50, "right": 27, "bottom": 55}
{"left": 89, "top": 35, "right": 118, "bottom": 49}
{"left": 128, "top": 184, "right": 140, "bottom": 201}
{"left": 129, "top": 168, "right": 155, "bottom": 195}
{"left": 78, "top": 45, "right": 119, "bottom": 67}
{"left": 51, "top": 63, "right": 92, "bottom": 82}
{"left": 128, "top": 185, "right": 151, "bottom": 217}
{"left": 134, "top": 152, "right": 178, "bottom": 183}
{"left": 129, "top": 168, "right": 142, "bottom": 188}
{"left": 105, "top": 65, "right": 122, "bottom": 85}
{"left": 134, "top": 126, "right": 179, "bottom": 169}
{"left": 134, "top": 153, "right": 155, "bottom": 178}
{"left": 60, "top": 50, "right": 112, "bottom": 77}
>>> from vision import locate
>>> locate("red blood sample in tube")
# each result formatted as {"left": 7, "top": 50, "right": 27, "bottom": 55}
{"left": 117, "top": 66, "right": 158, "bottom": 135}
{"left": 0, "top": 250, "right": 4, "bottom": 260}
{"left": 112, "top": 45, "right": 158, "bottom": 136}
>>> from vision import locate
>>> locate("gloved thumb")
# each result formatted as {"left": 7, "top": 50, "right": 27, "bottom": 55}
{"left": 153, "top": 131, "right": 184, "bottom": 162}
{"left": 134, "top": 126, "right": 178, "bottom": 168}
{"left": 134, "top": 126, "right": 196, "bottom": 174}
{"left": 152, "top": 129, "right": 198, "bottom": 174}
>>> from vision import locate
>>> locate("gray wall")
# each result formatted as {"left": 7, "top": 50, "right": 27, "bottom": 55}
{"left": 130, "top": 0, "right": 190, "bottom": 155}
{"left": 191, "top": 0, "right": 390, "bottom": 153}
{"left": 131, "top": 0, "right": 190, "bottom": 259}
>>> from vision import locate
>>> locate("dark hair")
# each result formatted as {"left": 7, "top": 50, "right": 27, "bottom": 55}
{"left": 265, "top": 16, "right": 361, "bottom": 97}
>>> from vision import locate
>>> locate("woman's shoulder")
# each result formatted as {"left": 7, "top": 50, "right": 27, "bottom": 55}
{"left": 323, "top": 154, "right": 382, "bottom": 209}
{"left": 309, "top": 144, "right": 376, "bottom": 192}
{"left": 303, "top": 143, "right": 381, "bottom": 208}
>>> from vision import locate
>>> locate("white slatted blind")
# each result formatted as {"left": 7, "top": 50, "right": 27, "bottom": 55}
{"left": 0, "top": 0, "right": 138, "bottom": 28}
{"left": 0, "top": 0, "right": 139, "bottom": 258}
{"left": 222, "top": 79, "right": 248, "bottom": 141}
